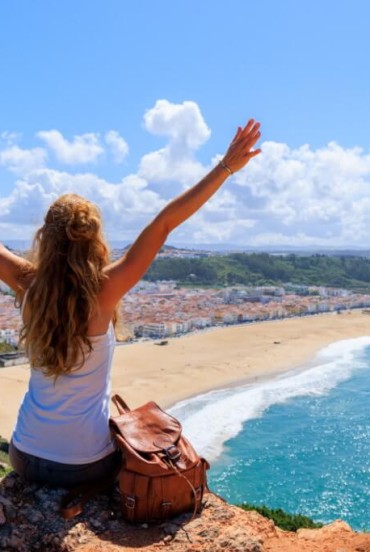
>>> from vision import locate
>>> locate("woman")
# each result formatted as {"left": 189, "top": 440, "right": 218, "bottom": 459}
{"left": 1, "top": 119, "right": 261, "bottom": 487}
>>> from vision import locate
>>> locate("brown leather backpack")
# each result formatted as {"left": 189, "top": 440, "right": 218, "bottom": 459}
{"left": 109, "top": 394, "right": 210, "bottom": 523}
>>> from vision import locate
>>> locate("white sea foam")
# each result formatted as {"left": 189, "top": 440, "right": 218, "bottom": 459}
{"left": 169, "top": 336, "right": 370, "bottom": 461}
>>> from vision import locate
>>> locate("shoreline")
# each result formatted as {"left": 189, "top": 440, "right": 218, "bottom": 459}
{"left": 1, "top": 311, "right": 370, "bottom": 441}
{"left": 116, "top": 309, "right": 365, "bottom": 348}
{"left": 111, "top": 310, "right": 370, "bottom": 412}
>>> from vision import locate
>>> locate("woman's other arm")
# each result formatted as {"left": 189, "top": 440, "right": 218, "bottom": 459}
{"left": 0, "top": 243, "right": 33, "bottom": 293}
{"left": 101, "top": 119, "right": 261, "bottom": 308}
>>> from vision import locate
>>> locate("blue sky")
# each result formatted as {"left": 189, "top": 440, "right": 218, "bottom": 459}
{"left": 1, "top": 1, "right": 370, "bottom": 248}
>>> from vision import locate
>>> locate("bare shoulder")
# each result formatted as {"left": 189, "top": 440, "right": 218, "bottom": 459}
{"left": 98, "top": 257, "right": 129, "bottom": 311}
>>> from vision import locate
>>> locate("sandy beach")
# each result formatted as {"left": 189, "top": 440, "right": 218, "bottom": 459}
{"left": 1, "top": 311, "right": 370, "bottom": 441}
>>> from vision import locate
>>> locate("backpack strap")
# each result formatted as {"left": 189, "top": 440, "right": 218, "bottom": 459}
{"left": 111, "top": 394, "right": 131, "bottom": 415}
{"left": 163, "top": 457, "right": 206, "bottom": 522}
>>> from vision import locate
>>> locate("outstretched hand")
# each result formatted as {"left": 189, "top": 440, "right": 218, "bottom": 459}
{"left": 222, "top": 119, "right": 261, "bottom": 174}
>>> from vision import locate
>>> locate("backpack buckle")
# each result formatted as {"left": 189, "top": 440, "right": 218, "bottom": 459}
{"left": 164, "top": 445, "right": 181, "bottom": 462}
{"left": 125, "top": 496, "right": 136, "bottom": 509}
{"left": 195, "top": 486, "right": 202, "bottom": 501}
{"left": 161, "top": 501, "right": 172, "bottom": 509}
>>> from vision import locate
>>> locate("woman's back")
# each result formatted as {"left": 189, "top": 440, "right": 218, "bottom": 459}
{"left": 12, "top": 319, "right": 116, "bottom": 463}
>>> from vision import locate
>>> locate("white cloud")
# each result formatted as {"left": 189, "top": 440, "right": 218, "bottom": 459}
{"left": 139, "top": 148, "right": 206, "bottom": 187}
{"left": 0, "top": 146, "right": 47, "bottom": 175}
{"left": 1, "top": 131, "right": 22, "bottom": 146}
{"left": 139, "top": 99, "right": 210, "bottom": 185}
{"left": 2, "top": 99, "right": 370, "bottom": 249}
{"left": 0, "top": 168, "right": 165, "bottom": 240}
{"left": 143, "top": 99, "right": 211, "bottom": 149}
{"left": 189, "top": 218, "right": 256, "bottom": 244}
{"left": 105, "top": 130, "right": 129, "bottom": 163}
{"left": 37, "top": 130, "right": 104, "bottom": 164}
{"left": 231, "top": 140, "right": 370, "bottom": 246}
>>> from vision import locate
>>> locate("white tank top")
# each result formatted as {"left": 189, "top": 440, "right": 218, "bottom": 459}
{"left": 12, "top": 299, "right": 116, "bottom": 464}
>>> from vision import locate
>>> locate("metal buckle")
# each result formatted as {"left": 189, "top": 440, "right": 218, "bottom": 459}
{"left": 125, "top": 496, "right": 136, "bottom": 509}
{"left": 164, "top": 445, "right": 181, "bottom": 462}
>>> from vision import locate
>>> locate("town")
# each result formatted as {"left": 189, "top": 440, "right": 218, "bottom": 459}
{"left": 117, "top": 281, "right": 370, "bottom": 340}
{"left": 1, "top": 280, "right": 370, "bottom": 351}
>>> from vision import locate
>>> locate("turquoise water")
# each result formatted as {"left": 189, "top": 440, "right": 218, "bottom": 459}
{"left": 170, "top": 335, "right": 370, "bottom": 530}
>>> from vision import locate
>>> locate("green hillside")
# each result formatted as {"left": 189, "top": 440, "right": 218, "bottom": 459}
{"left": 144, "top": 253, "right": 370, "bottom": 290}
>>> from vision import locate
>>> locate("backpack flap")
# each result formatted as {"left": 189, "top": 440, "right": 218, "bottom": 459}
{"left": 111, "top": 401, "right": 182, "bottom": 453}
{"left": 110, "top": 400, "right": 184, "bottom": 468}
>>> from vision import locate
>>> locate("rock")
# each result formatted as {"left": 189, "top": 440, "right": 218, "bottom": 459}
{"left": 27, "top": 509, "right": 45, "bottom": 523}
{"left": 89, "top": 518, "right": 106, "bottom": 531}
{"left": 2, "top": 472, "right": 16, "bottom": 488}
{"left": 0, "top": 494, "right": 16, "bottom": 521}
{"left": 0, "top": 504, "right": 5, "bottom": 525}
{"left": 0, "top": 495, "right": 12, "bottom": 507}
{"left": 8, "top": 534, "right": 26, "bottom": 550}
{"left": 162, "top": 522, "right": 179, "bottom": 536}
{"left": 1, "top": 473, "right": 370, "bottom": 552}
{"left": 297, "top": 519, "right": 353, "bottom": 540}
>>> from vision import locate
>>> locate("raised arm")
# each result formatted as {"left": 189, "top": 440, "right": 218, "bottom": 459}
{"left": 101, "top": 119, "right": 261, "bottom": 308}
{"left": 0, "top": 243, "right": 34, "bottom": 294}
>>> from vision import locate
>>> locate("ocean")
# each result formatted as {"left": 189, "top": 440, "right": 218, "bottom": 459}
{"left": 169, "top": 336, "right": 370, "bottom": 531}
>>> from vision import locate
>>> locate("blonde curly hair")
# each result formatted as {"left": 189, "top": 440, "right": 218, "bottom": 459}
{"left": 19, "top": 193, "right": 113, "bottom": 378}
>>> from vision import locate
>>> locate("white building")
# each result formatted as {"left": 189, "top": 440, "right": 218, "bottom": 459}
{"left": 0, "top": 329, "right": 19, "bottom": 346}
{"left": 142, "top": 322, "right": 168, "bottom": 338}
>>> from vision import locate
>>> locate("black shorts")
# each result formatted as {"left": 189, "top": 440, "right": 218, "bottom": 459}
{"left": 9, "top": 440, "right": 121, "bottom": 488}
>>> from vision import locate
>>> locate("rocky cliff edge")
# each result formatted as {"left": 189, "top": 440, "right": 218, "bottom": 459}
{"left": 1, "top": 471, "right": 370, "bottom": 552}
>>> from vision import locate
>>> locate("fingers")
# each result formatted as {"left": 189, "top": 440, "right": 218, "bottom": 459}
{"left": 224, "top": 117, "right": 261, "bottom": 171}
{"left": 231, "top": 126, "right": 242, "bottom": 144}
{"left": 248, "top": 122, "right": 261, "bottom": 139}
{"left": 232, "top": 119, "right": 260, "bottom": 146}
{"left": 238, "top": 128, "right": 261, "bottom": 154}
{"left": 247, "top": 148, "right": 262, "bottom": 159}
{"left": 241, "top": 119, "right": 260, "bottom": 136}
{"left": 243, "top": 119, "right": 255, "bottom": 135}
{"left": 236, "top": 120, "right": 261, "bottom": 149}
{"left": 249, "top": 130, "right": 261, "bottom": 146}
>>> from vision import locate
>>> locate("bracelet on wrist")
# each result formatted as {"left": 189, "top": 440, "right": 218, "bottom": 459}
{"left": 220, "top": 160, "right": 233, "bottom": 176}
